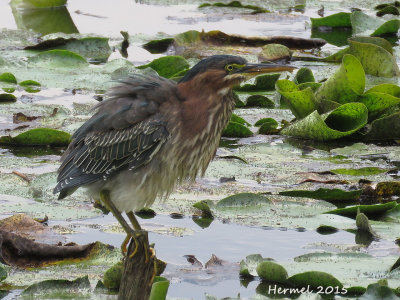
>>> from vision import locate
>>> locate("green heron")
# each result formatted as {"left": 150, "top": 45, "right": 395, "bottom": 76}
{"left": 53, "top": 55, "right": 294, "bottom": 255}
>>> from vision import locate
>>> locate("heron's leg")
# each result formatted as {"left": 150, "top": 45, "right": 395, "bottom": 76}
{"left": 127, "top": 211, "right": 151, "bottom": 262}
{"left": 99, "top": 190, "right": 138, "bottom": 254}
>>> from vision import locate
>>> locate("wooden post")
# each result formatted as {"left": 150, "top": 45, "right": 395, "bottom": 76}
{"left": 118, "top": 231, "right": 155, "bottom": 300}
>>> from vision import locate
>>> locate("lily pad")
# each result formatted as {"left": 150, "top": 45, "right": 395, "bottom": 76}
{"left": 311, "top": 12, "right": 352, "bottom": 28}
{"left": 275, "top": 80, "right": 317, "bottom": 119}
{"left": 256, "top": 261, "right": 288, "bottom": 284}
{"left": 230, "top": 114, "right": 250, "bottom": 126}
{"left": 143, "top": 38, "right": 175, "bottom": 54}
{"left": 259, "top": 44, "right": 291, "bottom": 61}
{"left": 149, "top": 276, "right": 170, "bottom": 300}
{"left": 216, "top": 193, "right": 270, "bottom": 208}
{"left": 239, "top": 254, "right": 272, "bottom": 277}
{"left": 376, "top": 5, "right": 400, "bottom": 17}
{"left": 365, "top": 83, "right": 400, "bottom": 97}
{"left": 10, "top": 0, "right": 67, "bottom": 9}
{"left": 0, "top": 266, "right": 7, "bottom": 282}
{"left": 358, "top": 92, "right": 400, "bottom": 119}
{"left": 257, "top": 118, "right": 279, "bottom": 135}
{"left": 222, "top": 122, "right": 252, "bottom": 138}
{"left": 280, "top": 103, "right": 368, "bottom": 141}
{"left": 324, "top": 201, "right": 397, "bottom": 219}
{"left": 294, "top": 67, "right": 315, "bottom": 85}
{"left": 348, "top": 38, "right": 400, "bottom": 78}
{"left": 235, "top": 74, "right": 281, "bottom": 92}
{"left": 279, "top": 188, "right": 362, "bottom": 204}
{"left": 351, "top": 11, "right": 400, "bottom": 36}
{"left": 137, "top": 56, "right": 189, "bottom": 79}
{"left": 22, "top": 275, "right": 91, "bottom": 298}
{"left": 0, "top": 94, "right": 17, "bottom": 102}
{"left": 103, "top": 261, "right": 123, "bottom": 290}
{"left": 315, "top": 54, "right": 365, "bottom": 104}
{"left": 364, "top": 112, "right": 400, "bottom": 140}
{"left": 376, "top": 182, "right": 400, "bottom": 197}
{"left": 0, "top": 72, "right": 17, "bottom": 84}
{"left": 199, "top": 1, "right": 269, "bottom": 13}
{"left": 245, "top": 95, "right": 274, "bottom": 108}
{"left": 19, "top": 79, "right": 41, "bottom": 93}
{"left": 193, "top": 200, "right": 213, "bottom": 218}
{"left": 28, "top": 49, "right": 88, "bottom": 69}
{"left": 330, "top": 167, "right": 388, "bottom": 176}
{"left": 288, "top": 271, "right": 343, "bottom": 290}
{"left": 359, "top": 282, "right": 399, "bottom": 300}
{"left": 0, "top": 128, "right": 71, "bottom": 146}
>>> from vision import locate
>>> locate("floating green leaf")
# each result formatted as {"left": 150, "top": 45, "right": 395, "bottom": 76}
{"left": 279, "top": 188, "right": 362, "bottom": 204}
{"left": 222, "top": 122, "right": 252, "bottom": 138}
{"left": 0, "top": 72, "right": 17, "bottom": 84}
{"left": 359, "top": 282, "right": 399, "bottom": 300}
{"left": 239, "top": 254, "right": 273, "bottom": 277}
{"left": 311, "top": 27, "right": 353, "bottom": 47}
{"left": 294, "top": 67, "right": 315, "bottom": 85}
{"left": 311, "top": 12, "right": 352, "bottom": 28}
{"left": 245, "top": 95, "right": 274, "bottom": 108}
{"left": 280, "top": 103, "right": 368, "bottom": 141}
{"left": 199, "top": 1, "right": 269, "bottom": 13}
{"left": 22, "top": 276, "right": 91, "bottom": 297}
{"left": 256, "top": 261, "right": 288, "bottom": 284}
{"left": 351, "top": 11, "right": 400, "bottom": 36}
{"left": 376, "top": 5, "right": 400, "bottom": 17}
{"left": 235, "top": 74, "right": 281, "bottom": 92}
{"left": 372, "top": 19, "right": 400, "bottom": 36}
{"left": 259, "top": 44, "right": 291, "bottom": 61}
{"left": 103, "top": 261, "right": 123, "bottom": 290}
{"left": 142, "top": 38, "right": 174, "bottom": 54}
{"left": 275, "top": 80, "right": 317, "bottom": 119}
{"left": 216, "top": 193, "right": 270, "bottom": 208}
{"left": 10, "top": 0, "right": 67, "bottom": 9}
{"left": 348, "top": 38, "right": 399, "bottom": 77}
{"left": 330, "top": 167, "right": 387, "bottom": 176}
{"left": 315, "top": 54, "right": 365, "bottom": 104}
{"left": 358, "top": 93, "right": 400, "bottom": 119}
{"left": 376, "top": 182, "right": 400, "bottom": 197}
{"left": 365, "top": 83, "right": 400, "bottom": 97}
{"left": 137, "top": 56, "right": 189, "bottom": 79}
{"left": 288, "top": 271, "right": 343, "bottom": 290}
{"left": 28, "top": 49, "right": 88, "bottom": 69}
{"left": 0, "top": 93, "right": 17, "bottom": 102}
{"left": 0, "top": 128, "right": 71, "bottom": 146}
{"left": 0, "top": 266, "right": 7, "bottom": 282}
{"left": 364, "top": 112, "right": 400, "bottom": 140}
{"left": 193, "top": 200, "right": 213, "bottom": 218}
{"left": 256, "top": 118, "right": 279, "bottom": 135}
{"left": 149, "top": 276, "right": 170, "bottom": 300}
{"left": 230, "top": 114, "right": 250, "bottom": 126}
{"left": 324, "top": 201, "right": 397, "bottom": 219}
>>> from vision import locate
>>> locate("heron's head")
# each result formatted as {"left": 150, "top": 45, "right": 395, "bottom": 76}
{"left": 178, "top": 55, "right": 295, "bottom": 94}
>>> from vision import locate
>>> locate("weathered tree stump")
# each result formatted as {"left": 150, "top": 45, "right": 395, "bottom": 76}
{"left": 118, "top": 232, "right": 155, "bottom": 300}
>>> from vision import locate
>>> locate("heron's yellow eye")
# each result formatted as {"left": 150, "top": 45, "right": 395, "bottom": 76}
{"left": 225, "top": 64, "right": 234, "bottom": 72}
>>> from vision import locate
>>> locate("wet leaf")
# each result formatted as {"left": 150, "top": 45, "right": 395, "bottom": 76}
{"left": 0, "top": 94, "right": 17, "bottom": 103}
{"left": 256, "top": 261, "right": 288, "bottom": 284}
{"left": 376, "top": 181, "right": 400, "bottom": 197}
{"left": 245, "top": 95, "right": 274, "bottom": 108}
{"left": 311, "top": 27, "right": 353, "bottom": 47}
{"left": 359, "top": 282, "right": 399, "bottom": 300}
{"left": 294, "top": 67, "right": 315, "bottom": 85}
{"left": 331, "top": 167, "right": 388, "bottom": 176}
{"left": 364, "top": 112, "right": 400, "bottom": 140}
{"left": 288, "top": 271, "right": 343, "bottom": 290}
{"left": 216, "top": 193, "right": 270, "bottom": 208}
{"left": 324, "top": 201, "right": 397, "bottom": 219}
{"left": 257, "top": 118, "right": 279, "bottom": 135}
{"left": 0, "top": 128, "right": 71, "bottom": 146}
{"left": 365, "top": 83, "right": 400, "bottom": 97}
{"left": 28, "top": 50, "right": 88, "bottom": 69}
{"left": 275, "top": 80, "right": 317, "bottom": 119}
{"left": 222, "top": 122, "right": 252, "bottom": 138}
{"left": 311, "top": 12, "right": 352, "bottom": 28}
{"left": 10, "top": 0, "right": 67, "bottom": 9}
{"left": 239, "top": 254, "right": 272, "bottom": 277}
{"left": 280, "top": 103, "right": 368, "bottom": 141}
{"left": 376, "top": 5, "right": 400, "bottom": 17}
{"left": 254, "top": 117, "right": 278, "bottom": 127}
{"left": 103, "top": 261, "right": 123, "bottom": 290}
{"left": 193, "top": 200, "right": 213, "bottom": 218}
{"left": 25, "top": 37, "right": 112, "bottom": 62}
{"left": 358, "top": 92, "right": 400, "bottom": 120}
{"left": 199, "top": 1, "right": 269, "bottom": 13}
{"left": 279, "top": 188, "right": 362, "bottom": 204}
{"left": 259, "top": 44, "right": 291, "bottom": 61}
{"left": 235, "top": 73, "right": 281, "bottom": 92}
{"left": 142, "top": 38, "right": 174, "bottom": 54}
{"left": 149, "top": 276, "right": 170, "bottom": 300}
{"left": 315, "top": 54, "right": 365, "bottom": 104}
{"left": 0, "top": 265, "right": 6, "bottom": 282}
{"left": 21, "top": 275, "right": 91, "bottom": 298}
{"left": 0, "top": 72, "right": 17, "bottom": 84}
{"left": 348, "top": 38, "right": 400, "bottom": 78}
{"left": 230, "top": 114, "right": 250, "bottom": 126}
{"left": 356, "top": 210, "right": 378, "bottom": 238}
{"left": 11, "top": 5, "right": 78, "bottom": 36}
{"left": 351, "top": 11, "right": 400, "bottom": 36}
{"left": 316, "top": 225, "right": 339, "bottom": 235}
{"left": 137, "top": 56, "right": 189, "bottom": 78}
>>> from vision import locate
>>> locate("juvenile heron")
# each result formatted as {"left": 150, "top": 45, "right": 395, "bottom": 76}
{"left": 53, "top": 55, "right": 294, "bottom": 254}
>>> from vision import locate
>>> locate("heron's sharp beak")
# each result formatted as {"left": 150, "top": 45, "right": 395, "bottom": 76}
{"left": 236, "top": 63, "right": 296, "bottom": 76}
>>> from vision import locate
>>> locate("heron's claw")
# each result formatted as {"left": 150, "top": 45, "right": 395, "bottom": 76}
{"left": 121, "top": 231, "right": 151, "bottom": 263}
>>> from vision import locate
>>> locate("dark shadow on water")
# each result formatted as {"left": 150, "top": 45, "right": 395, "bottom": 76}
{"left": 4, "top": 146, "right": 63, "bottom": 157}
{"left": 311, "top": 28, "right": 352, "bottom": 47}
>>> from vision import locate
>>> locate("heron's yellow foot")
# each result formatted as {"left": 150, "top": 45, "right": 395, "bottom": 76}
{"left": 120, "top": 231, "right": 150, "bottom": 263}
